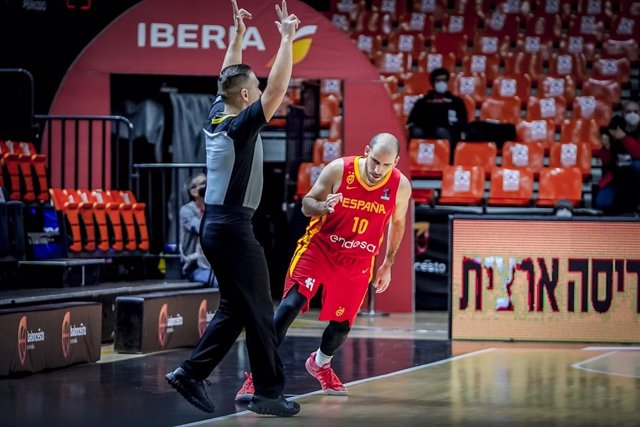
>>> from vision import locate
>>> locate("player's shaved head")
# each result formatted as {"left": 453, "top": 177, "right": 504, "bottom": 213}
{"left": 368, "top": 133, "right": 400, "bottom": 157}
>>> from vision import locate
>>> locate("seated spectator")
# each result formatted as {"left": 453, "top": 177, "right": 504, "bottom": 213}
{"left": 179, "top": 173, "right": 216, "bottom": 286}
{"left": 406, "top": 67, "right": 469, "bottom": 159}
{"left": 594, "top": 100, "right": 640, "bottom": 214}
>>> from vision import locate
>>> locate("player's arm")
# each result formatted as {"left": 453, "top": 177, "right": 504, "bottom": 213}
{"left": 301, "top": 159, "right": 344, "bottom": 217}
{"left": 261, "top": 1, "right": 300, "bottom": 122}
{"left": 372, "top": 174, "right": 411, "bottom": 293}
{"left": 221, "top": 0, "right": 252, "bottom": 72}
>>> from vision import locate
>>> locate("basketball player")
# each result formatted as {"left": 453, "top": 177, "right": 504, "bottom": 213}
{"left": 236, "top": 132, "right": 411, "bottom": 400}
{"left": 165, "top": 0, "right": 300, "bottom": 417}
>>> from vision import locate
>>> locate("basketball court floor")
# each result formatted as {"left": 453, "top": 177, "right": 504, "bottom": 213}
{"left": 1, "top": 311, "right": 638, "bottom": 426}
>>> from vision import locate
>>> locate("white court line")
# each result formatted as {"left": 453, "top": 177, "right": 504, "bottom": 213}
{"left": 582, "top": 347, "right": 640, "bottom": 351}
{"left": 573, "top": 350, "right": 640, "bottom": 379}
{"left": 177, "top": 347, "right": 496, "bottom": 427}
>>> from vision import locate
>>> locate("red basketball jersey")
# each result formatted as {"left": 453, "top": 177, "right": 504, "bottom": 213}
{"left": 296, "top": 156, "right": 401, "bottom": 259}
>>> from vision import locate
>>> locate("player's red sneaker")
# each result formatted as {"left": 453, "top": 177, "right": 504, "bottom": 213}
{"left": 304, "top": 352, "right": 348, "bottom": 395}
{"left": 235, "top": 371, "right": 254, "bottom": 403}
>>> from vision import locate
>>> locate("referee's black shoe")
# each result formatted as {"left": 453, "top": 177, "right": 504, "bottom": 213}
{"left": 165, "top": 367, "right": 215, "bottom": 413}
{"left": 248, "top": 395, "right": 300, "bottom": 417}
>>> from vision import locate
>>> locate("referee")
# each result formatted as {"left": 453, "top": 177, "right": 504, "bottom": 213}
{"left": 165, "top": 0, "right": 300, "bottom": 417}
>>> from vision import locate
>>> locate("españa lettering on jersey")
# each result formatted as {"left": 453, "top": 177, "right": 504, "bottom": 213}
{"left": 291, "top": 156, "right": 401, "bottom": 264}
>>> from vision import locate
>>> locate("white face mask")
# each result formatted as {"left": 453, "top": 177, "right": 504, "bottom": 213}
{"left": 434, "top": 81, "right": 448, "bottom": 94}
{"left": 625, "top": 112, "right": 640, "bottom": 127}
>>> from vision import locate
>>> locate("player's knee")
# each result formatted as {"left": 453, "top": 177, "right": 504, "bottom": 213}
{"left": 329, "top": 320, "right": 351, "bottom": 336}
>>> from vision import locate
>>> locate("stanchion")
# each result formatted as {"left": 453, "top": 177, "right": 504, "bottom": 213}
{"left": 358, "top": 281, "right": 389, "bottom": 317}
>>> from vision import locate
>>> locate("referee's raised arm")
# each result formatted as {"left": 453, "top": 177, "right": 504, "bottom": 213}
{"left": 261, "top": 0, "right": 300, "bottom": 122}
{"left": 221, "top": 0, "right": 252, "bottom": 72}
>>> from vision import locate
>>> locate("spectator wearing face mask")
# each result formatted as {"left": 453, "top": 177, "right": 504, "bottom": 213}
{"left": 594, "top": 99, "right": 640, "bottom": 214}
{"left": 179, "top": 172, "right": 216, "bottom": 286}
{"left": 406, "top": 67, "right": 469, "bottom": 159}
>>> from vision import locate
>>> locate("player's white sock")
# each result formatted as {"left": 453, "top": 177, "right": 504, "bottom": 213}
{"left": 315, "top": 348, "right": 333, "bottom": 367}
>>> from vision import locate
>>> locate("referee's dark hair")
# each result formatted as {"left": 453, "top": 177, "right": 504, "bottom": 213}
{"left": 218, "top": 64, "right": 253, "bottom": 102}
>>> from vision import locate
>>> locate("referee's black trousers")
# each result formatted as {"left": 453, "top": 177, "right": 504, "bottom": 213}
{"left": 181, "top": 205, "right": 285, "bottom": 399}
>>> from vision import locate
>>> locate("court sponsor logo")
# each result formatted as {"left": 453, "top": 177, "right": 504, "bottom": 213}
{"left": 198, "top": 299, "right": 215, "bottom": 338}
{"left": 335, "top": 307, "right": 345, "bottom": 317}
{"left": 158, "top": 304, "right": 168, "bottom": 348}
{"left": 137, "top": 23, "right": 266, "bottom": 51}
{"left": 329, "top": 235, "right": 377, "bottom": 253}
{"left": 18, "top": 316, "right": 27, "bottom": 366}
{"left": 267, "top": 26, "right": 317, "bottom": 66}
{"left": 61, "top": 312, "right": 71, "bottom": 359}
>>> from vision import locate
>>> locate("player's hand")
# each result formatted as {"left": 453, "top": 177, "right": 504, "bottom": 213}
{"left": 373, "top": 263, "right": 391, "bottom": 293}
{"left": 324, "top": 193, "right": 343, "bottom": 214}
{"left": 231, "top": 0, "right": 252, "bottom": 37}
{"left": 275, "top": 0, "right": 300, "bottom": 39}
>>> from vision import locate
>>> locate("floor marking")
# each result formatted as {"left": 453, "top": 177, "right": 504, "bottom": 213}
{"left": 573, "top": 350, "right": 640, "bottom": 379}
{"left": 582, "top": 346, "right": 640, "bottom": 351}
{"left": 177, "top": 348, "right": 496, "bottom": 426}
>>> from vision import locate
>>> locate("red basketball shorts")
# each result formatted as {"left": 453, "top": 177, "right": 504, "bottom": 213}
{"left": 283, "top": 243, "right": 375, "bottom": 326}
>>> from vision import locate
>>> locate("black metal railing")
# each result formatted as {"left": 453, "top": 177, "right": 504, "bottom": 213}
{"left": 132, "top": 163, "right": 206, "bottom": 254}
{"left": 34, "top": 115, "right": 134, "bottom": 191}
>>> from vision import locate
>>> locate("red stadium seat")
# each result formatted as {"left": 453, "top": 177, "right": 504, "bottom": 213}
{"left": 387, "top": 31, "right": 427, "bottom": 61}
{"left": 572, "top": 95, "right": 612, "bottom": 128}
{"left": 312, "top": 138, "right": 342, "bottom": 165}
{"left": 440, "top": 13, "right": 478, "bottom": 39}
{"left": 450, "top": 72, "right": 487, "bottom": 106}
{"left": 453, "top": 141, "right": 497, "bottom": 176}
{"left": 581, "top": 78, "right": 621, "bottom": 107}
{"left": 107, "top": 190, "right": 149, "bottom": 251}
{"left": 487, "top": 167, "right": 534, "bottom": 206}
{"left": 92, "top": 189, "right": 125, "bottom": 251}
{"left": 402, "top": 71, "right": 432, "bottom": 95}
{"left": 320, "top": 94, "right": 341, "bottom": 128}
{"left": 493, "top": 73, "right": 532, "bottom": 105}
{"left": 417, "top": 52, "right": 456, "bottom": 74}
{"left": 560, "top": 118, "right": 601, "bottom": 150}
{"left": 591, "top": 57, "right": 632, "bottom": 85}
{"left": 480, "top": 96, "right": 521, "bottom": 124}
{"left": 548, "top": 52, "right": 588, "bottom": 84}
{"left": 461, "top": 53, "right": 500, "bottom": 86}
{"left": 437, "top": 165, "right": 486, "bottom": 206}
{"left": 501, "top": 141, "right": 545, "bottom": 176}
{"left": 49, "top": 188, "right": 84, "bottom": 253}
{"left": 430, "top": 32, "right": 468, "bottom": 58}
{"left": 527, "top": 96, "right": 567, "bottom": 125}
{"left": 296, "top": 162, "right": 325, "bottom": 200}
{"left": 536, "top": 167, "right": 583, "bottom": 207}
{"left": 408, "top": 138, "right": 450, "bottom": 178}
{"left": 600, "top": 38, "right": 639, "bottom": 62}
{"left": 548, "top": 141, "right": 592, "bottom": 177}
{"left": 516, "top": 119, "right": 556, "bottom": 150}
{"left": 538, "top": 74, "right": 577, "bottom": 106}
{"left": 504, "top": 51, "right": 544, "bottom": 82}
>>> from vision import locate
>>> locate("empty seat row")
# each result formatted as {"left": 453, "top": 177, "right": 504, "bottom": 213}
{"left": 49, "top": 188, "right": 149, "bottom": 254}
{"left": 437, "top": 165, "right": 583, "bottom": 207}
{"left": 0, "top": 140, "right": 49, "bottom": 203}
{"left": 409, "top": 139, "right": 593, "bottom": 179}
